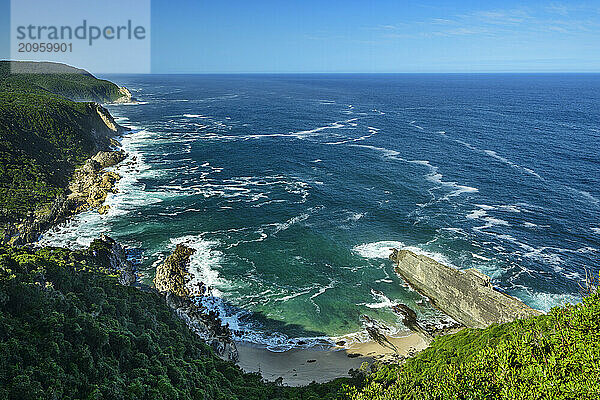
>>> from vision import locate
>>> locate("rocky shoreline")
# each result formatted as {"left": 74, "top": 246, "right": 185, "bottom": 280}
{"left": 79, "top": 235, "right": 240, "bottom": 362}
{"left": 2, "top": 101, "right": 130, "bottom": 246}
{"left": 390, "top": 248, "right": 542, "bottom": 329}
{"left": 68, "top": 150, "right": 127, "bottom": 215}
{"left": 154, "top": 244, "right": 239, "bottom": 361}
{"left": 3, "top": 88, "right": 239, "bottom": 363}
{"left": 3, "top": 76, "right": 545, "bottom": 380}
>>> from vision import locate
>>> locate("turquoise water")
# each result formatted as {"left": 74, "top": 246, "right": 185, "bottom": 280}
{"left": 39, "top": 74, "right": 600, "bottom": 350}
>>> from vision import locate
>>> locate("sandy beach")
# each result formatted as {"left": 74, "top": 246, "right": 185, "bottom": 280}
{"left": 236, "top": 333, "right": 428, "bottom": 386}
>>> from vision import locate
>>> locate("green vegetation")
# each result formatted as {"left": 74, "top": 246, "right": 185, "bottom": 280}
{"left": 1, "top": 239, "right": 596, "bottom": 399}
{"left": 0, "top": 61, "right": 125, "bottom": 226}
{"left": 0, "top": 61, "right": 124, "bottom": 103}
{"left": 1, "top": 61, "right": 597, "bottom": 399}
{"left": 0, "top": 243, "right": 352, "bottom": 399}
{"left": 344, "top": 286, "right": 600, "bottom": 400}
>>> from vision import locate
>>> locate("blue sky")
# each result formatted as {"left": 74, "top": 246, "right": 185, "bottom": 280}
{"left": 1, "top": 0, "right": 600, "bottom": 73}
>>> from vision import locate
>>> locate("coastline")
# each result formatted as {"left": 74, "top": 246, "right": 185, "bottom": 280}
{"left": 25, "top": 96, "right": 449, "bottom": 384}
{"left": 13, "top": 73, "right": 540, "bottom": 385}
{"left": 236, "top": 332, "right": 428, "bottom": 386}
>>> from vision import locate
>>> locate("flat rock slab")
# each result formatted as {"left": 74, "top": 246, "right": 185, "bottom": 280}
{"left": 390, "top": 249, "right": 541, "bottom": 328}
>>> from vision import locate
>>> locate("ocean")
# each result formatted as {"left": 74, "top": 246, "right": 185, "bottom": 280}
{"left": 38, "top": 73, "right": 600, "bottom": 351}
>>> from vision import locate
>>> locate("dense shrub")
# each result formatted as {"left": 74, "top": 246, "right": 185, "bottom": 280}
{"left": 344, "top": 285, "right": 600, "bottom": 400}
{"left": 0, "top": 245, "right": 351, "bottom": 399}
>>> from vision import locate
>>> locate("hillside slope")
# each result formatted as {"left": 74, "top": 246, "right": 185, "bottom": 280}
{"left": 0, "top": 61, "right": 130, "bottom": 239}
{"left": 344, "top": 285, "right": 600, "bottom": 400}
{"left": 0, "top": 61, "right": 130, "bottom": 103}
{"left": 0, "top": 243, "right": 351, "bottom": 400}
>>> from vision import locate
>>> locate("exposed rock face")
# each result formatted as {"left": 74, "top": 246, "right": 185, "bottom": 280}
{"left": 154, "top": 244, "right": 239, "bottom": 362}
{"left": 86, "top": 103, "right": 128, "bottom": 150}
{"left": 88, "top": 235, "right": 136, "bottom": 286}
{"left": 3, "top": 149, "right": 126, "bottom": 246}
{"left": 1, "top": 103, "right": 129, "bottom": 246}
{"left": 3, "top": 194, "right": 70, "bottom": 246}
{"left": 92, "top": 150, "right": 127, "bottom": 168}
{"left": 390, "top": 249, "right": 541, "bottom": 329}
{"left": 112, "top": 86, "right": 134, "bottom": 104}
{"left": 154, "top": 244, "right": 195, "bottom": 298}
{"left": 165, "top": 293, "right": 239, "bottom": 362}
{"left": 68, "top": 150, "right": 125, "bottom": 214}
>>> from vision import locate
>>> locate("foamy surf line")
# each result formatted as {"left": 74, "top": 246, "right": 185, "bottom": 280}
{"left": 168, "top": 234, "right": 458, "bottom": 352}
{"left": 353, "top": 240, "right": 582, "bottom": 313}
{"left": 36, "top": 126, "right": 153, "bottom": 249}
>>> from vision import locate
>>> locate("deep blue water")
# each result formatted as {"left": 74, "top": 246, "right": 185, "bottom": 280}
{"left": 40, "top": 74, "right": 600, "bottom": 350}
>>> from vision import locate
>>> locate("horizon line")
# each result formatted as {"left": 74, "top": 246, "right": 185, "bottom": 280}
{"left": 100, "top": 71, "right": 600, "bottom": 75}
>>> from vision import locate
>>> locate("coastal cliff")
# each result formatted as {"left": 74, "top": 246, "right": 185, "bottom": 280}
{"left": 68, "top": 150, "right": 127, "bottom": 215}
{"left": 154, "top": 244, "right": 239, "bottom": 362}
{"left": 1, "top": 61, "right": 133, "bottom": 103}
{"left": 389, "top": 249, "right": 541, "bottom": 328}
{"left": 0, "top": 61, "right": 131, "bottom": 244}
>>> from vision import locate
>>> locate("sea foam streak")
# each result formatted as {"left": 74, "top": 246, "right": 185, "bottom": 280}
{"left": 170, "top": 235, "right": 228, "bottom": 297}
{"left": 37, "top": 127, "right": 155, "bottom": 248}
{"left": 353, "top": 240, "right": 454, "bottom": 267}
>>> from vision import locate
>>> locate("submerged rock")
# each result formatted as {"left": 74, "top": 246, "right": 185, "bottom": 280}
{"left": 389, "top": 249, "right": 542, "bottom": 329}
{"left": 362, "top": 315, "right": 399, "bottom": 354}
{"left": 391, "top": 304, "right": 433, "bottom": 343}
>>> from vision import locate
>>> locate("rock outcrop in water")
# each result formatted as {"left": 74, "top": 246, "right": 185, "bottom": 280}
{"left": 391, "top": 304, "right": 434, "bottom": 343}
{"left": 154, "top": 244, "right": 239, "bottom": 362}
{"left": 390, "top": 249, "right": 541, "bottom": 329}
{"left": 154, "top": 244, "right": 195, "bottom": 298}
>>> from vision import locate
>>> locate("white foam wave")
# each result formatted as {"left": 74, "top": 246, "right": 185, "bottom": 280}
{"left": 309, "top": 280, "right": 337, "bottom": 314}
{"left": 361, "top": 289, "right": 398, "bottom": 309}
{"left": 409, "top": 120, "right": 424, "bottom": 130}
{"left": 466, "top": 209, "right": 487, "bottom": 219}
{"left": 353, "top": 240, "right": 405, "bottom": 259}
{"left": 483, "top": 149, "right": 543, "bottom": 179}
{"left": 415, "top": 160, "right": 479, "bottom": 199}
{"left": 513, "top": 290, "right": 580, "bottom": 312}
{"left": 350, "top": 144, "right": 400, "bottom": 158}
{"left": 37, "top": 128, "right": 156, "bottom": 248}
{"left": 352, "top": 145, "right": 478, "bottom": 200}
{"left": 116, "top": 101, "right": 149, "bottom": 105}
{"left": 471, "top": 253, "right": 491, "bottom": 261}
{"left": 568, "top": 188, "right": 600, "bottom": 206}
{"left": 453, "top": 138, "right": 544, "bottom": 180}
{"left": 170, "top": 235, "right": 227, "bottom": 297}
{"left": 472, "top": 217, "right": 511, "bottom": 231}
{"left": 353, "top": 240, "right": 454, "bottom": 267}
{"left": 325, "top": 126, "right": 380, "bottom": 145}
{"left": 269, "top": 207, "right": 321, "bottom": 234}
{"left": 347, "top": 212, "right": 365, "bottom": 222}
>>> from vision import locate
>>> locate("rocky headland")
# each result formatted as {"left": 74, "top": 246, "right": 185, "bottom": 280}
{"left": 1, "top": 102, "right": 130, "bottom": 246}
{"left": 389, "top": 248, "right": 542, "bottom": 329}
{"left": 82, "top": 236, "right": 239, "bottom": 362}
{"left": 88, "top": 234, "right": 137, "bottom": 286}
{"left": 154, "top": 244, "right": 239, "bottom": 362}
